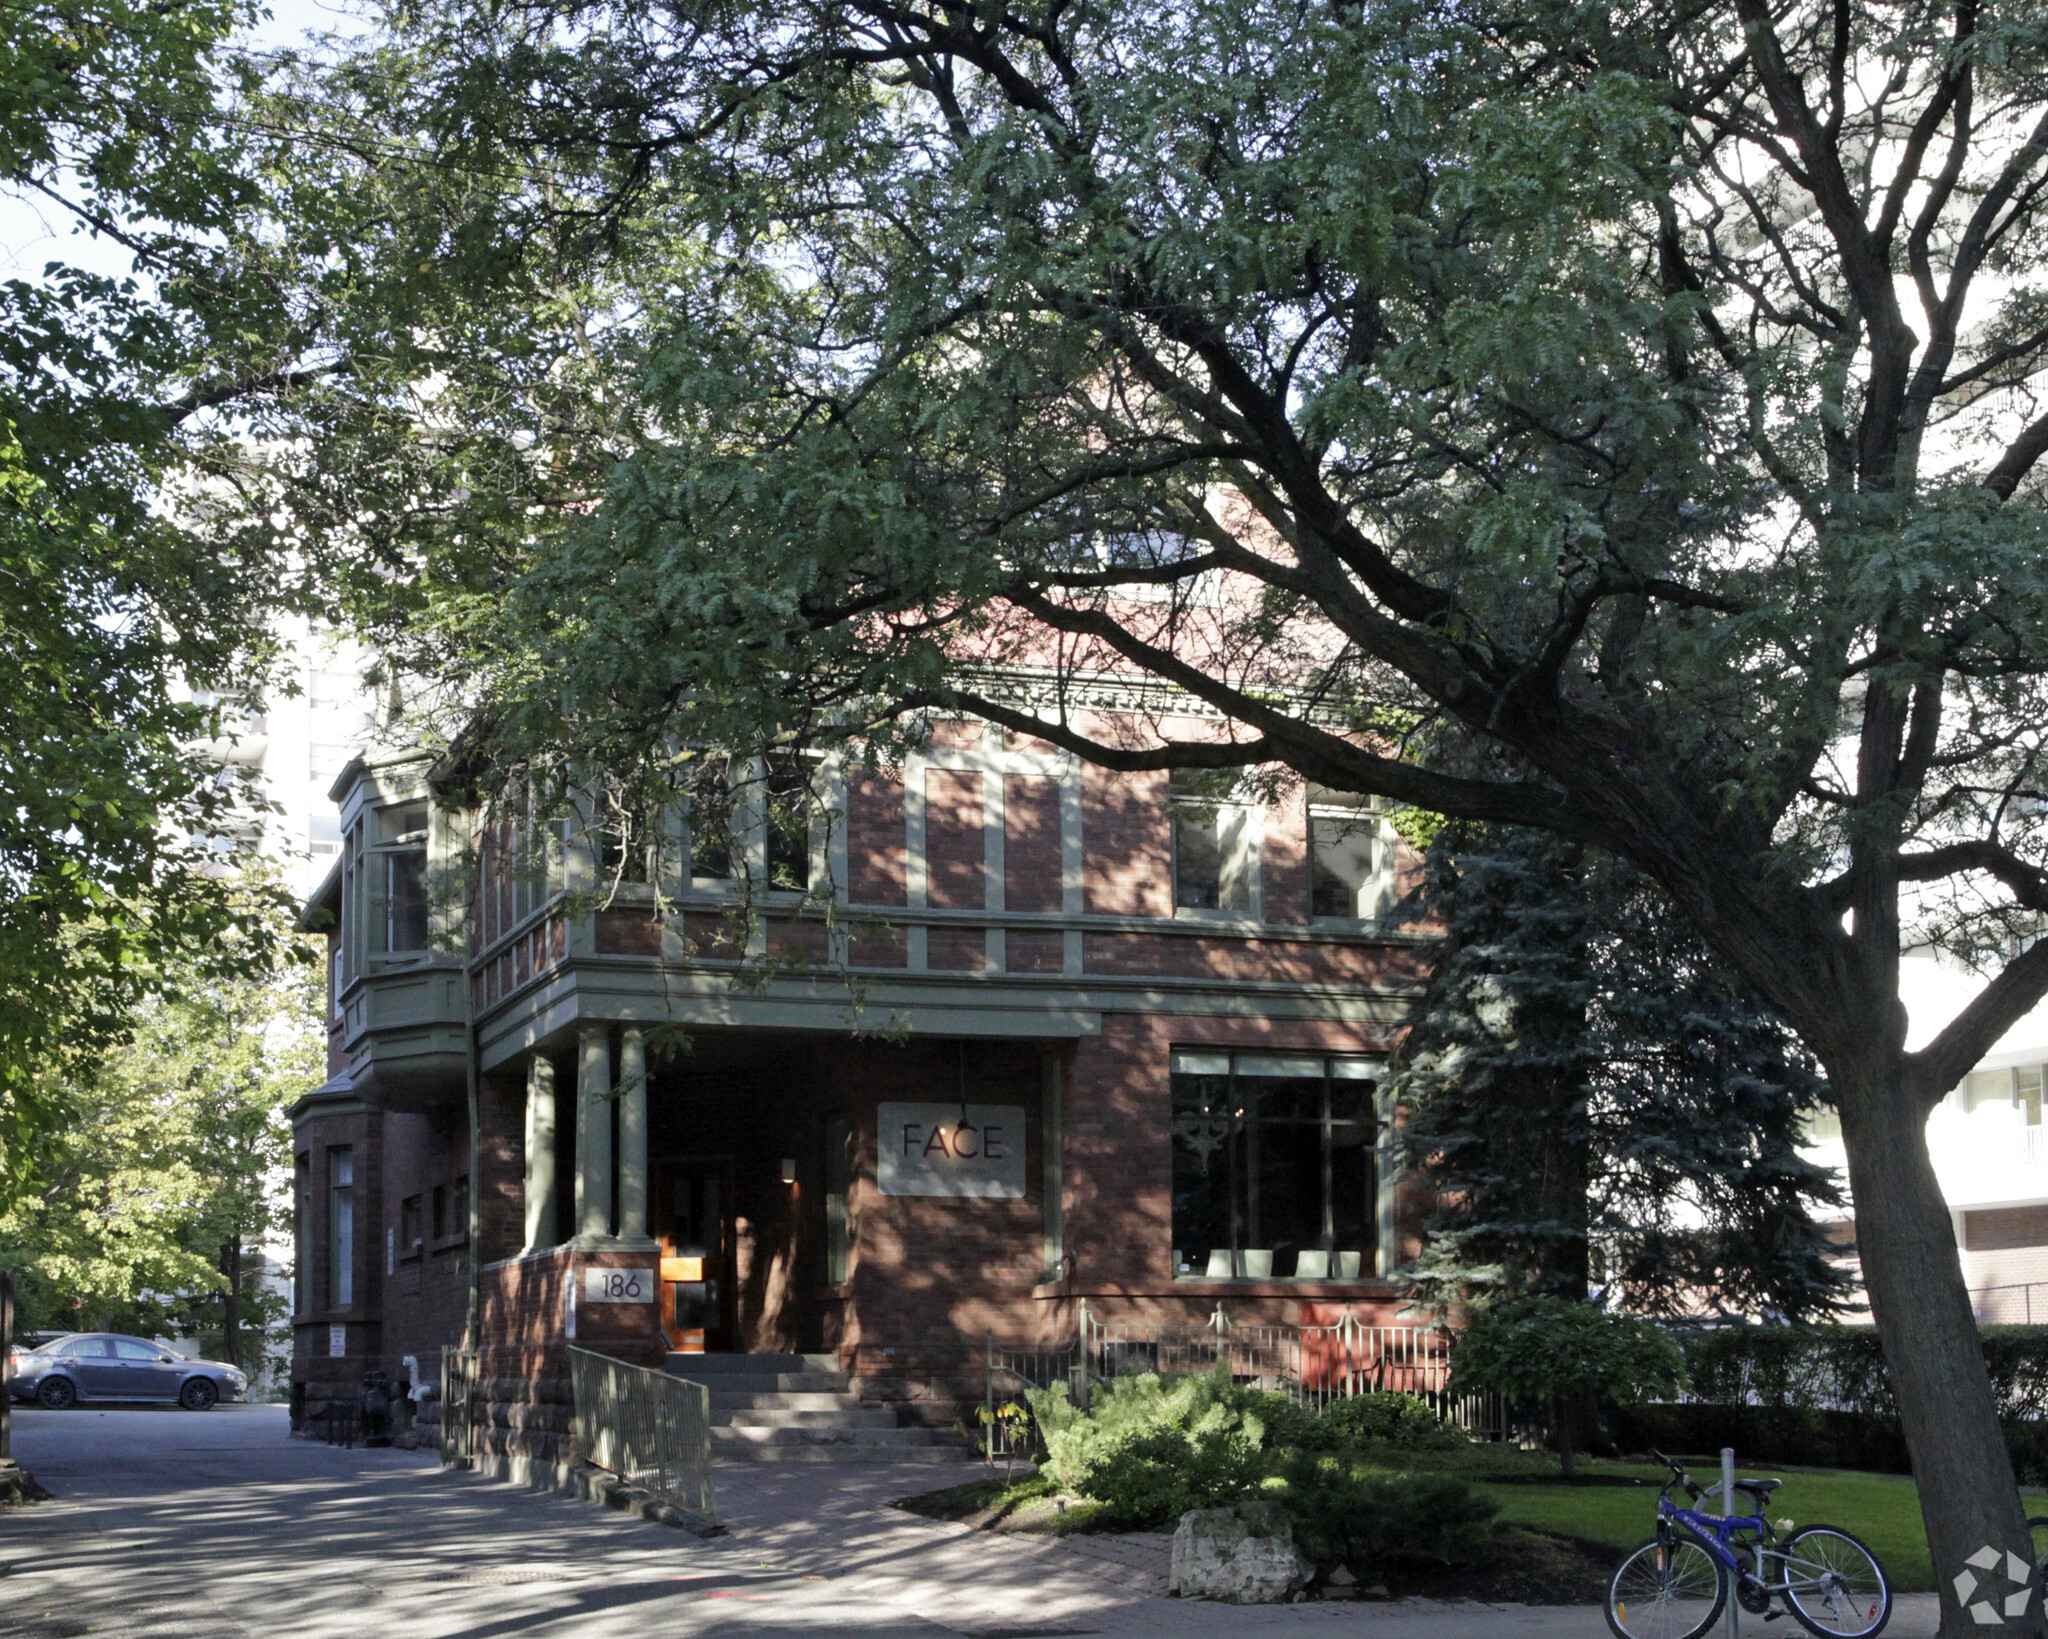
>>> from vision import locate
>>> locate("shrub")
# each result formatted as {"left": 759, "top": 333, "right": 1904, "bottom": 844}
{"left": 1276, "top": 1459, "right": 1498, "bottom": 1573}
{"left": 1315, "top": 1391, "right": 1463, "bottom": 1451}
{"left": 1079, "top": 1425, "right": 1272, "bottom": 1527}
{"left": 1019, "top": 1370, "right": 1489, "bottom": 1565}
{"left": 1025, "top": 1369, "right": 1278, "bottom": 1492}
{"left": 1621, "top": 1327, "right": 2048, "bottom": 1483}
{"left": 1453, "top": 1298, "right": 1686, "bottom": 1474}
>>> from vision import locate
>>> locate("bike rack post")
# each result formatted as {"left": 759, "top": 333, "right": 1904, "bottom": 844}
{"left": 1722, "top": 1447, "right": 1739, "bottom": 1639}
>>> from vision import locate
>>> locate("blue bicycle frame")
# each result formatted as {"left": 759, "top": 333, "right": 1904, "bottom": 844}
{"left": 1658, "top": 1488, "right": 1769, "bottom": 1574}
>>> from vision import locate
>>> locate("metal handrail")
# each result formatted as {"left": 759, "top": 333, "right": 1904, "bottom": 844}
{"left": 440, "top": 1347, "right": 478, "bottom": 1469}
{"left": 569, "top": 1345, "right": 717, "bottom": 1520}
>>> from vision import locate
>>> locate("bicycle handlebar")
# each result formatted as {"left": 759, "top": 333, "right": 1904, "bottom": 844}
{"left": 1648, "top": 1448, "right": 1704, "bottom": 1501}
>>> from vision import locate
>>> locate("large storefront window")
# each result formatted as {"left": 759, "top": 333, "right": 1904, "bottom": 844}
{"left": 1171, "top": 1050, "right": 1380, "bottom": 1279}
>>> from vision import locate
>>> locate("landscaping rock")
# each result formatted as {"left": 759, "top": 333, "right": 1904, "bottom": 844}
{"left": 0, "top": 1459, "right": 52, "bottom": 1506}
{"left": 1168, "top": 1502, "right": 1313, "bottom": 1604}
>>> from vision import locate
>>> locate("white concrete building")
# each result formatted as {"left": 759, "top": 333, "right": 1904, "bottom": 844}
{"left": 194, "top": 618, "right": 386, "bottom": 899}
{"left": 1804, "top": 952, "right": 2048, "bottom": 1324}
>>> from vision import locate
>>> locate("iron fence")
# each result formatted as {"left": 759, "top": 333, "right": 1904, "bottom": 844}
{"left": 979, "top": 1302, "right": 1506, "bottom": 1460}
{"left": 440, "top": 1347, "right": 478, "bottom": 1468}
{"left": 569, "top": 1345, "right": 717, "bottom": 1520}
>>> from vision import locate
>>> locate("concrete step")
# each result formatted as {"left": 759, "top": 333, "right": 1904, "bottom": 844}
{"left": 710, "top": 1424, "right": 965, "bottom": 1448}
{"left": 664, "top": 1353, "right": 840, "bottom": 1374}
{"left": 700, "top": 1388, "right": 859, "bottom": 1412}
{"left": 685, "top": 1372, "right": 850, "bottom": 1395}
{"left": 713, "top": 1443, "right": 978, "bottom": 1465}
{"left": 711, "top": 1406, "right": 900, "bottom": 1429}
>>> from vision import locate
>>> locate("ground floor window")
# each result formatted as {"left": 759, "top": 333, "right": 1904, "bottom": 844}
{"left": 328, "top": 1147, "right": 354, "bottom": 1308}
{"left": 1170, "top": 1050, "right": 1380, "bottom": 1279}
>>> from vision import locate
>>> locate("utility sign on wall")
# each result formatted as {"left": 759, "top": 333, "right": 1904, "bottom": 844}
{"left": 877, "top": 1103, "right": 1027, "bottom": 1198}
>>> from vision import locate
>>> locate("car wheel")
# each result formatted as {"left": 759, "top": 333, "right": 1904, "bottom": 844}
{"left": 178, "top": 1377, "right": 219, "bottom": 1411}
{"left": 36, "top": 1376, "right": 78, "bottom": 1410}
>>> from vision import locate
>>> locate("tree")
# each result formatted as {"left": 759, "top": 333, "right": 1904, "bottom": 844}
{"left": 269, "top": 1, "right": 2048, "bottom": 1626}
{"left": 0, "top": 889, "right": 320, "bottom": 1376}
{"left": 1397, "top": 828, "right": 1850, "bottom": 1322}
{"left": 1451, "top": 1297, "right": 1688, "bottom": 1477}
{"left": 0, "top": 0, "right": 313, "bottom": 1206}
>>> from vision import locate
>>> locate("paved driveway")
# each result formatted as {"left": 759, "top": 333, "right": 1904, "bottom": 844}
{"left": 0, "top": 1403, "right": 1938, "bottom": 1636}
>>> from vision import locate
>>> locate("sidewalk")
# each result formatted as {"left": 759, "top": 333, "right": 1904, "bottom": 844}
{"left": 710, "top": 1463, "right": 1942, "bottom": 1637}
{"left": 0, "top": 1405, "right": 1941, "bottom": 1637}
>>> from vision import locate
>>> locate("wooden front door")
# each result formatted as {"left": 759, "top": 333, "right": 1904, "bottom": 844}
{"left": 656, "top": 1160, "right": 733, "bottom": 1353}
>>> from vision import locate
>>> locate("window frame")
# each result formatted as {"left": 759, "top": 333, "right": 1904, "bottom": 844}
{"left": 293, "top": 1152, "right": 312, "bottom": 1313}
{"left": 1169, "top": 1050, "right": 1384, "bottom": 1282}
{"left": 328, "top": 1147, "right": 355, "bottom": 1309}
{"left": 679, "top": 753, "right": 828, "bottom": 897}
{"left": 1307, "top": 789, "right": 1394, "bottom": 924}
{"left": 1167, "top": 773, "right": 1261, "bottom": 920}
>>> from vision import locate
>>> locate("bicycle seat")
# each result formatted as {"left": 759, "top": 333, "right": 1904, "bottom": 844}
{"left": 1734, "top": 1478, "right": 1783, "bottom": 1496}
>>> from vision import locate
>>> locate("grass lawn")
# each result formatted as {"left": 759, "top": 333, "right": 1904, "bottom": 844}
{"left": 902, "top": 1440, "right": 2036, "bottom": 1596}
{"left": 1463, "top": 1453, "right": 1965, "bottom": 1593}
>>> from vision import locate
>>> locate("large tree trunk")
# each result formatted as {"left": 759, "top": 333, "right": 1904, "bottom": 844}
{"left": 1550, "top": 1394, "right": 1579, "bottom": 1478}
{"left": 1837, "top": 1049, "right": 2040, "bottom": 1638}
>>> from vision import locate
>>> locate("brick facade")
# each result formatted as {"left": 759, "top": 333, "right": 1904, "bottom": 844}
{"left": 294, "top": 721, "right": 1434, "bottom": 1442}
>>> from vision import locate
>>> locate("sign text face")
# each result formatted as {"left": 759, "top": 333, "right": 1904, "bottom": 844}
{"left": 877, "top": 1103, "right": 1027, "bottom": 1198}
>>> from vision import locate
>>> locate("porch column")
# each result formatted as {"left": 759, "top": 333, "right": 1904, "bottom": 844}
{"left": 618, "top": 1026, "right": 651, "bottom": 1243}
{"left": 574, "top": 1025, "right": 614, "bottom": 1242}
{"left": 522, "top": 1055, "right": 558, "bottom": 1253}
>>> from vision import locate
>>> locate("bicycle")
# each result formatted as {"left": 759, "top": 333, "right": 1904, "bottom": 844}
{"left": 1604, "top": 1450, "right": 1892, "bottom": 1639}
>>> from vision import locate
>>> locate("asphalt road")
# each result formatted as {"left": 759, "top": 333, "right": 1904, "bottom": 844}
{"left": 0, "top": 1402, "right": 1942, "bottom": 1637}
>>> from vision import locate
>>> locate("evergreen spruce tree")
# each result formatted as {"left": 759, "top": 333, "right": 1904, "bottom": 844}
{"left": 1397, "top": 829, "right": 1848, "bottom": 1322}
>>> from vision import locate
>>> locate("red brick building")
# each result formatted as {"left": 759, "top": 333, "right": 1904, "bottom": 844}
{"left": 290, "top": 703, "right": 1437, "bottom": 1465}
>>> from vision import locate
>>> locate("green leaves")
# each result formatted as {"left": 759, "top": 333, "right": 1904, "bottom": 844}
{"left": 0, "top": 0, "right": 307, "bottom": 1206}
{"left": 1451, "top": 1296, "right": 1687, "bottom": 1409}
{"left": 0, "top": 870, "right": 318, "bottom": 1341}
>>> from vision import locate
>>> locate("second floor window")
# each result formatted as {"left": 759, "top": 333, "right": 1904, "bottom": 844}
{"left": 1170, "top": 769, "right": 1255, "bottom": 914}
{"left": 1309, "top": 789, "right": 1386, "bottom": 920}
{"left": 682, "top": 754, "right": 819, "bottom": 892}
{"left": 374, "top": 803, "right": 430, "bottom": 952}
{"left": 686, "top": 760, "right": 739, "bottom": 884}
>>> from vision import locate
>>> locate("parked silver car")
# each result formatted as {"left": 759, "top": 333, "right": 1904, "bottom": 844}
{"left": 5, "top": 1333, "right": 246, "bottom": 1410}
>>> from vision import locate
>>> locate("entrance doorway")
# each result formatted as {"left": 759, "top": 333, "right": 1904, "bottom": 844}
{"left": 656, "top": 1160, "right": 734, "bottom": 1353}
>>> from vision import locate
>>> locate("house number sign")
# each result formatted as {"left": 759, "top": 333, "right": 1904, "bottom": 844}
{"left": 583, "top": 1267, "right": 655, "bottom": 1302}
{"left": 877, "top": 1103, "right": 1027, "bottom": 1198}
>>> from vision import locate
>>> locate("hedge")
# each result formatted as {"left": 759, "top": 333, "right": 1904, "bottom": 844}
{"left": 1613, "top": 1325, "right": 2048, "bottom": 1483}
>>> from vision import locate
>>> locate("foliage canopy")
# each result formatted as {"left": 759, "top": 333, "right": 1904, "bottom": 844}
{"left": 259, "top": 0, "right": 2048, "bottom": 1624}
{"left": 0, "top": 0, "right": 312, "bottom": 1203}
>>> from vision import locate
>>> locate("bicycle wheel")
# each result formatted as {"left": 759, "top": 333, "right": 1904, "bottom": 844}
{"left": 1781, "top": 1525, "right": 1891, "bottom": 1638}
{"left": 1605, "top": 1536, "right": 1727, "bottom": 1639}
